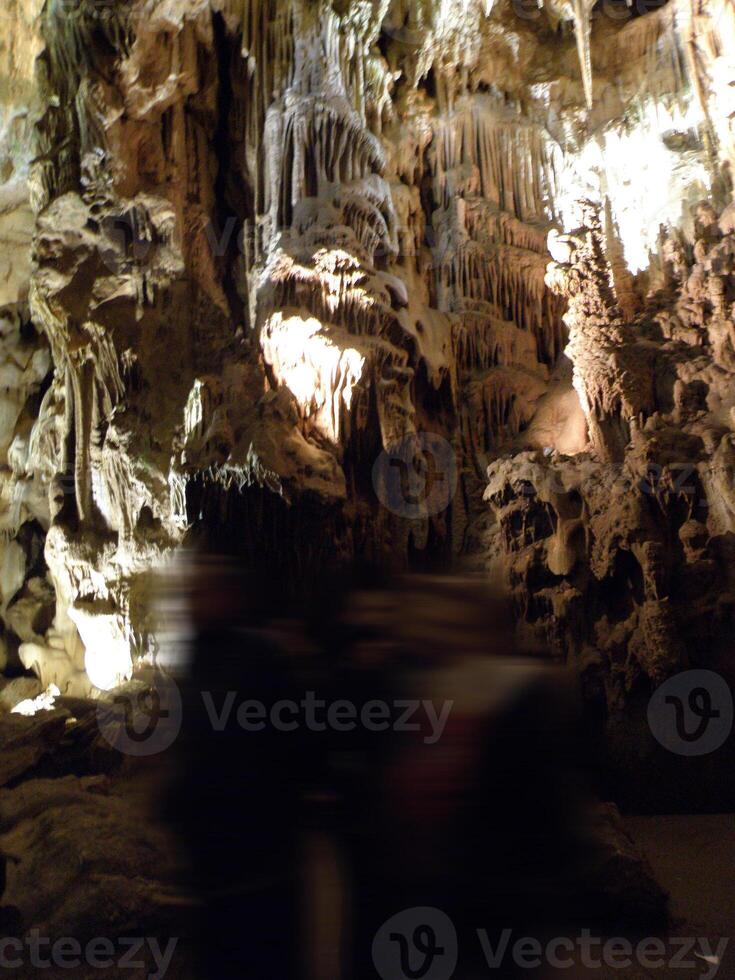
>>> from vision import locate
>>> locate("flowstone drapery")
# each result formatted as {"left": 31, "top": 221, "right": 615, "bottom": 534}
{"left": 0, "top": 0, "right": 730, "bottom": 702}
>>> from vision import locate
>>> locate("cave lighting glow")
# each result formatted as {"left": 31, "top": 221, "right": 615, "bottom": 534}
{"left": 261, "top": 313, "right": 366, "bottom": 442}
{"left": 557, "top": 100, "right": 711, "bottom": 274}
{"left": 11, "top": 683, "right": 60, "bottom": 716}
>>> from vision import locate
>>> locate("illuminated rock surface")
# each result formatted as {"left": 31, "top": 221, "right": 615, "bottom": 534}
{"left": 1, "top": 0, "right": 734, "bottom": 964}
{"left": 0, "top": 0, "right": 728, "bottom": 757}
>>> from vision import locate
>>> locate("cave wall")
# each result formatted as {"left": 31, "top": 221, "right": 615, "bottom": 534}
{"left": 0, "top": 1, "right": 51, "bottom": 685}
{"left": 0, "top": 0, "right": 730, "bottom": 698}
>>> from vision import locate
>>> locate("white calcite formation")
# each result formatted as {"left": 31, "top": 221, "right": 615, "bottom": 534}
{"left": 0, "top": 0, "right": 728, "bottom": 700}
{"left": 486, "top": 195, "right": 735, "bottom": 710}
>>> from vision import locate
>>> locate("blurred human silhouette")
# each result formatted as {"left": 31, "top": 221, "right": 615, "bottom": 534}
{"left": 165, "top": 554, "right": 309, "bottom": 979}
{"left": 165, "top": 561, "right": 658, "bottom": 980}
{"left": 325, "top": 575, "right": 597, "bottom": 978}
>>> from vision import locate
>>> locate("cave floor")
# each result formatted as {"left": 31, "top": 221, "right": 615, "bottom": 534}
{"left": 503, "top": 816, "right": 735, "bottom": 978}
{"left": 0, "top": 713, "right": 733, "bottom": 978}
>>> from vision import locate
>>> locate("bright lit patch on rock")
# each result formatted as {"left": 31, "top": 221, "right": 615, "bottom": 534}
{"left": 11, "top": 683, "right": 60, "bottom": 716}
{"left": 0, "top": 0, "right": 729, "bottom": 696}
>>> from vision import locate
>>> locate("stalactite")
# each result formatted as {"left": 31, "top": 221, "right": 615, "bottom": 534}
{"left": 16, "top": 0, "right": 730, "bottom": 707}
{"left": 431, "top": 99, "right": 560, "bottom": 222}
{"left": 572, "top": 0, "right": 595, "bottom": 110}
{"left": 452, "top": 313, "right": 538, "bottom": 373}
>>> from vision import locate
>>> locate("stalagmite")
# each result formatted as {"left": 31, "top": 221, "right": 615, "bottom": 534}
{"left": 0, "top": 0, "right": 732, "bottom": 956}
{"left": 0, "top": 0, "right": 725, "bottom": 708}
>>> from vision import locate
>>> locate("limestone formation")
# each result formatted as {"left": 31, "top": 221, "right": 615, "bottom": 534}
{"left": 0, "top": 0, "right": 732, "bottom": 954}
{"left": 0, "top": 0, "right": 726, "bottom": 720}
{"left": 484, "top": 195, "right": 735, "bottom": 804}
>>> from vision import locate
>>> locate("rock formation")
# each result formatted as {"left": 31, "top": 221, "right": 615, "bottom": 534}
{"left": 0, "top": 0, "right": 728, "bottom": 726}
{"left": 0, "top": 0, "right": 732, "bottom": 959}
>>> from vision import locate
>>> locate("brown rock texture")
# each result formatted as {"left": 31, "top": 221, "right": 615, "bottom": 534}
{"left": 0, "top": 0, "right": 727, "bottom": 706}
{"left": 486, "top": 196, "right": 735, "bottom": 684}
{"left": 1, "top": 0, "right": 735, "bottom": 959}
{"left": 484, "top": 193, "right": 735, "bottom": 806}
